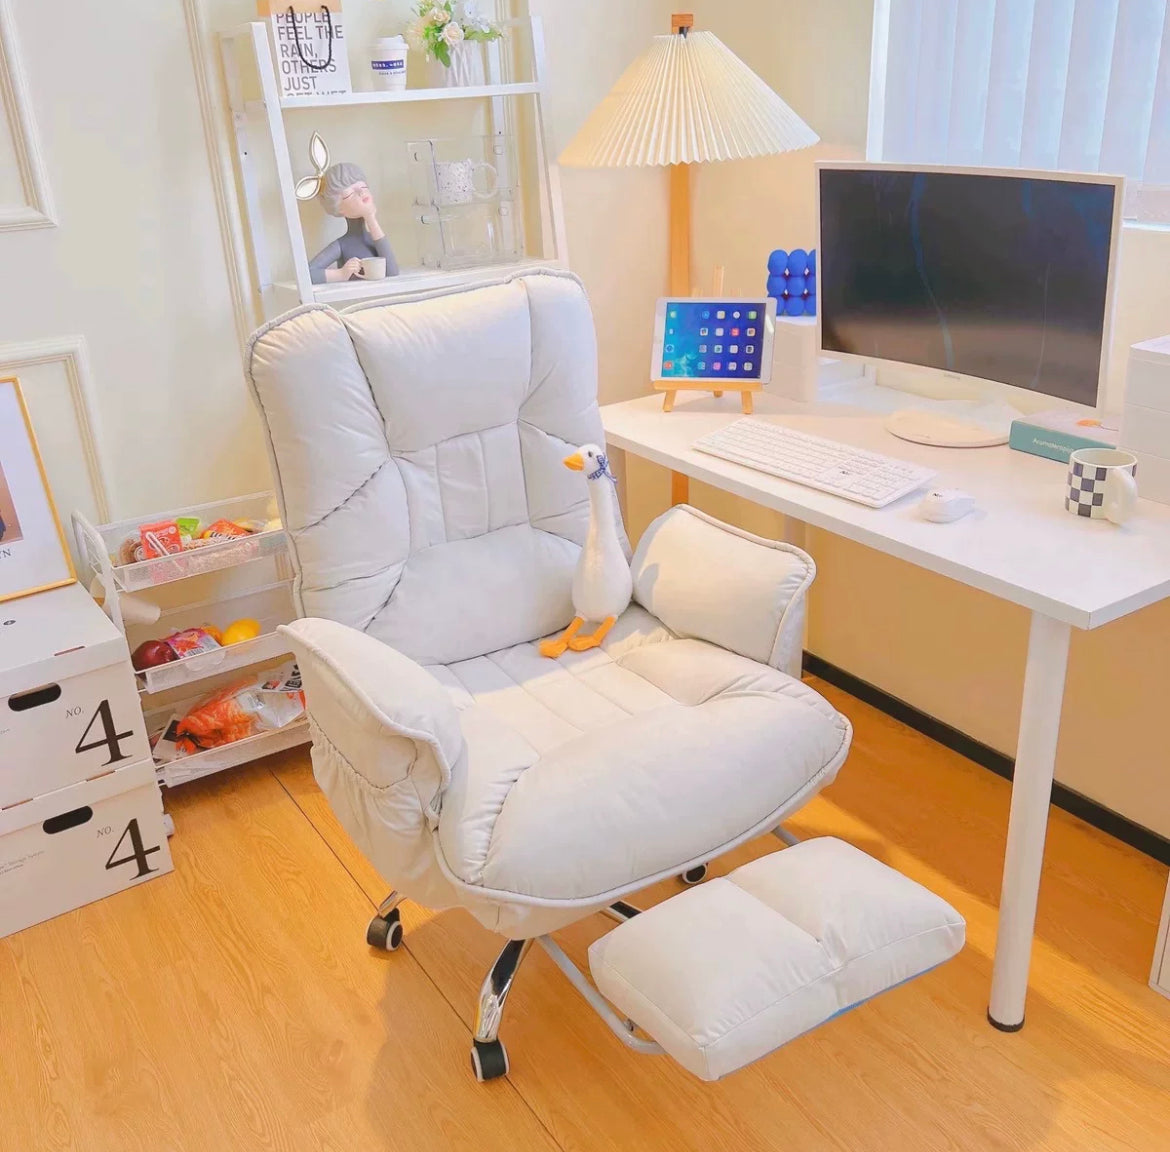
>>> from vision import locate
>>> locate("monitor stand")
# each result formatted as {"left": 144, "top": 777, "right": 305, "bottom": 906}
{"left": 885, "top": 406, "right": 1014, "bottom": 448}
{"left": 818, "top": 371, "right": 1028, "bottom": 447}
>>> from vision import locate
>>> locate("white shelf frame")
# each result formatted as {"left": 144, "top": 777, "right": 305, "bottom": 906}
{"left": 278, "top": 81, "right": 541, "bottom": 108}
{"left": 219, "top": 17, "right": 568, "bottom": 315}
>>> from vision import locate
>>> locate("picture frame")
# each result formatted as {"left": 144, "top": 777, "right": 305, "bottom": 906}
{"left": 0, "top": 376, "right": 76, "bottom": 603}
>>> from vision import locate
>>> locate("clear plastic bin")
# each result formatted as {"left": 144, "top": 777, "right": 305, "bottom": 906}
{"left": 74, "top": 494, "right": 287, "bottom": 593}
{"left": 145, "top": 693, "right": 309, "bottom": 788}
{"left": 128, "top": 582, "right": 297, "bottom": 693}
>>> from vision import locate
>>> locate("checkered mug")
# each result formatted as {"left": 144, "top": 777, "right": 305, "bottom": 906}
{"left": 1065, "top": 448, "right": 1138, "bottom": 525}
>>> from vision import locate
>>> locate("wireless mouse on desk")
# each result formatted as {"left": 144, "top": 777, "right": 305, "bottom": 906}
{"left": 918, "top": 489, "right": 977, "bottom": 523}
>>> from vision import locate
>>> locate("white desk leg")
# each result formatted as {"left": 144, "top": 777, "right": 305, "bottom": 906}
{"left": 988, "top": 611, "right": 1071, "bottom": 1031}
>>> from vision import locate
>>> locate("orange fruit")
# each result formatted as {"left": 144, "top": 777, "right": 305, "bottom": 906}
{"left": 222, "top": 618, "right": 262, "bottom": 645}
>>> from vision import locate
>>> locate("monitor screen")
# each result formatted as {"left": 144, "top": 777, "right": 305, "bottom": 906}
{"left": 652, "top": 298, "right": 775, "bottom": 382}
{"left": 818, "top": 167, "right": 1118, "bottom": 407}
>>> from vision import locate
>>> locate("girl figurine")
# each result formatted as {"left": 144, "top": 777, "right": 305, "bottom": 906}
{"left": 308, "top": 162, "right": 400, "bottom": 284}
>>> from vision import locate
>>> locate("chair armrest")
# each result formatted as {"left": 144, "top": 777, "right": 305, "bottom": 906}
{"left": 630, "top": 505, "right": 814, "bottom": 676}
{"left": 279, "top": 618, "right": 465, "bottom": 825}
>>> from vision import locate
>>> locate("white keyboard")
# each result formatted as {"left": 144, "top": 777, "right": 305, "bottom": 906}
{"left": 694, "top": 418, "right": 937, "bottom": 508}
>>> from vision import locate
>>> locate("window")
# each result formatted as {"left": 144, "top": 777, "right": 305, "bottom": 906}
{"left": 868, "top": 0, "right": 1170, "bottom": 222}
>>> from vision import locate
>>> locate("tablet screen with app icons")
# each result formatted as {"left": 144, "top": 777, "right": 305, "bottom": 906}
{"left": 651, "top": 298, "right": 776, "bottom": 383}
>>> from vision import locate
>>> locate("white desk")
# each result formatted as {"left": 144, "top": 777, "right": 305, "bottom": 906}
{"left": 602, "top": 389, "right": 1170, "bottom": 1030}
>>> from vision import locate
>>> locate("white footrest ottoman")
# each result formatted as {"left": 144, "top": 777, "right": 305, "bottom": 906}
{"left": 588, "top": 838, "right": 965, "bottom": 1081}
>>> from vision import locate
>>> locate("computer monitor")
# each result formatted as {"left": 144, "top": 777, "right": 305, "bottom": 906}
{"left": 817, "top": 163, "right": 1123, "bottom": 438}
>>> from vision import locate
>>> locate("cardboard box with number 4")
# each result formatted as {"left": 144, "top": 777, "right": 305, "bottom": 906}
{"left": 0, "top": 759, "right": 173, "bottom": 938}
{"left": 1, "top": 583, "right": 150, "bottom": 810}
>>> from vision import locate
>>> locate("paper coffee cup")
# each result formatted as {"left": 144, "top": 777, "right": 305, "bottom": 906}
{"left": 361, "top": 257, "right": 387, "bottom": 280}
{"left": 370, "top": 36, "right": 408, "bottom": 91}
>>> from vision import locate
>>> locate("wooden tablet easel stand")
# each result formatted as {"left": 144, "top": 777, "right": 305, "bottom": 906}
{"left": 655, "top": 265, "right": 760, "bottom": 414}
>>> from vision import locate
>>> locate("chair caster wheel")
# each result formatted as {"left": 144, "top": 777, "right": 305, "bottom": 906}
{"left": 680, "top": 864, "right": 708, "bottom": 885}
{"left": 470, "top": 1039, "right": 509, "bottom": 1082}
{"left": 366, "top": 908, "right": 403, "bottom": 951}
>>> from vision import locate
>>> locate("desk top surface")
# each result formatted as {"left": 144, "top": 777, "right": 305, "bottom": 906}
{"left": 601, "top": 390, "right": 1170, "bottom": 629}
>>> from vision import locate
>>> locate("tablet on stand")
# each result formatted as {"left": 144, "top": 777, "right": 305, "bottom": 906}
{"left": 650, "top": 296, "right": 777, "bottom": 413}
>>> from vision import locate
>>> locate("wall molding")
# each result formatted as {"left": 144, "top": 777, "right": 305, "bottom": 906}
{"left": 181, "top": 0, "right": 258, "bottom": 350}
{"left": 0, "top": 0, "right": 55, "bottom": 231}
{"left": 0, "top": 335, "right": 112, "bottom": 522}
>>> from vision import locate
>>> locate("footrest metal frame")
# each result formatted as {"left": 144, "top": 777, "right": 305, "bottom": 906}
{"left": 535, "top": 934, "right": 664, "bottom": 1057}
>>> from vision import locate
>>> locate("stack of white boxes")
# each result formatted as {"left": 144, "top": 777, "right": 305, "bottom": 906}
{"left": 1120, "top": 335, "right": 1170, "bottom": 505}
{"left": 0, "top": 583, "right": 172, "bottom": 939}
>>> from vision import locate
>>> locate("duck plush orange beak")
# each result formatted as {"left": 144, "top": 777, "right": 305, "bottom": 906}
{"left": 563, "top": 452, "right": 585, "bottom": 471}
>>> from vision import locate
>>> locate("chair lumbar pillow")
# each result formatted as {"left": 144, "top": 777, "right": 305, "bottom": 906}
{"left": 247, "top": 270, "right": 963, "bottom": 1082}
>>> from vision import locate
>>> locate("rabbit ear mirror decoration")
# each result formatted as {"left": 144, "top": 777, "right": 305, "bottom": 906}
{"left": 296, "top": 133, "right": 402, "bottom": 285}
{"left": 295, "top": 132, "right": 330, "bottom": 201}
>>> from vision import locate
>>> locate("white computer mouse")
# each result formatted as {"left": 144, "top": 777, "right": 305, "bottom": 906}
{"left": 918, "top": 488, "right": 977, "bottom": 523}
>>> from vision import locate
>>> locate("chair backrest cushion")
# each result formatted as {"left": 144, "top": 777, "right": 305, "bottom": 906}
{"left": 247, "top": 271, "right": 627, "bottom": 666}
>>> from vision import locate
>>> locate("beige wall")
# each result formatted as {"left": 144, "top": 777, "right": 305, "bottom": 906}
{"left": 623, "top": 0, "right": 1170, "bottom": 838}
{"left": 527, "top": 0, "right": 669, "bottom": 405}
{"left": 0, "top": 0, "right": 269, "bottom": 528}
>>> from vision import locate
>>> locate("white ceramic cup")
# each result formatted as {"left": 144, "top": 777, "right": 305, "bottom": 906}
{"left": 1065, "top": 447, "right": 1139, "bottom": 524}
{"left": 360, "top": 256, "right": 387, "bottom": 280}
{"left": 433, "top": 159, "right": 498, "bottom": 206}
{"left": 370, "top": 36, "right": 408, "bottom": 91}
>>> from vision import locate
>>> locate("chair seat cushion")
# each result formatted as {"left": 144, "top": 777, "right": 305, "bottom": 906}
{"left": 431, "top": 607, "right": 851, "bottom": 902}
{"left": 587, "top": 838, "right": 966, "bottom": 1081}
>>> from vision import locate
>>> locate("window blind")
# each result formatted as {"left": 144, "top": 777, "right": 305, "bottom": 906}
{"left": 868, "top": 0, "right": 1170, "bottom": 222}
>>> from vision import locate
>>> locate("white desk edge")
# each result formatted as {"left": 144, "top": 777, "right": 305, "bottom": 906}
{"left": 602, "top": 395, "right": 1170, "bottom": 631}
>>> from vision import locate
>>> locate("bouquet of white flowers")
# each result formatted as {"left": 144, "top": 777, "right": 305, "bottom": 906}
{"left": 405, "top": 1, "right": 501, "bottom": 68}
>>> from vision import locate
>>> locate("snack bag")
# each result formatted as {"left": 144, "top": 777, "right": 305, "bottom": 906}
{"left": 173, "top": 662, "right": 304, "bottom": 756}
{"left": 139, "top": 520, "right": 183, "bottom": 559}
{"left": 201, "top": 519, "right": 252, "bottom": 541}
{"left": 176, "top": 516, "right": 202, "bottom": 544}
{"left": 163, "top": 627, "right": 223, "bottom": 659}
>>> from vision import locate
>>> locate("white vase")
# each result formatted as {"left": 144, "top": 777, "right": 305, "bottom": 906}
{"left": 428, "top": 41, "right": 485, "bottom": 88}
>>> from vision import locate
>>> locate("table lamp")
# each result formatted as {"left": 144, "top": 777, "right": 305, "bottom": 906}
{"left": 559, "top": 13, "right": 819, "bottom": 304}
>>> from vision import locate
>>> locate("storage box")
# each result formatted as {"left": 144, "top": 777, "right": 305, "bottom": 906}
{"left": 1119, "top": 405, "right": 1170, "bottom": 505}
{"left": 0, "top": 758, "right": 172, "bottom": 938}
{"left": 1120, "top": 402, "right": 1170, "bottom": 458}
{"left": 1120, "top": 337, "right": 1170, "bottom": 505}
{"left": 768, "top": 316, "right": 866, "bottom": 402}
{"left": 1127, "top": 450, "right": 1170, "bottom": 505}
{"left": 1125, "top": 335, "right": 1170, "bottom": 413}
{"left": 1008, "top": 409, "right": 1120, "bottom": 463}
{"left": 0, "top": 583, "right": 150, "bottom": 808}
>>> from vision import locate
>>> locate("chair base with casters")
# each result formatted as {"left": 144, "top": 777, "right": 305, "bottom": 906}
{"left": 247, "top": 270, "right": 965, "bottom": 1085}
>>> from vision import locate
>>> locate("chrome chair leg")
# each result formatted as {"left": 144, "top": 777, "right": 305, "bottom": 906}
{"left": 772, "top": 824, "right": 801, "bottom": 846}
{"left": 474, "top": 938, "right": 532, "bottom": 1044}
{"left": 376, "top": 890, "right": 403, "bottom": 918}
{"left": 470, "top": 938, "right": 533, "bottom": 1082}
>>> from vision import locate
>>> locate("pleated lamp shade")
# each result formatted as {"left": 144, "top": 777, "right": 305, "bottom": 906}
{"left": 559, "top": 30, "right": 819, "bottom": 168}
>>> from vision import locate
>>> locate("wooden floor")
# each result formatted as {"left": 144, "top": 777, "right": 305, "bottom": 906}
{"left": 4, "top": 678, "right": 1170, "bottom": 1152}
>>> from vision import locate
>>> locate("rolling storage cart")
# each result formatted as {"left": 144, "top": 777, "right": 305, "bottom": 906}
{"left": 72, "top": 493, "right": 309, "bottom": 791}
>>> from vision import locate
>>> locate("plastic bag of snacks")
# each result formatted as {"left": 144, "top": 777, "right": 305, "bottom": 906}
{"left": 152, "top": 662, "right": 304, "bottom": 761}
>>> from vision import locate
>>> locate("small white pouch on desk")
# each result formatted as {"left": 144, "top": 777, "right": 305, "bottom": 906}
{"left": 588, "top": 838, "right": 965, "bottom": 1081}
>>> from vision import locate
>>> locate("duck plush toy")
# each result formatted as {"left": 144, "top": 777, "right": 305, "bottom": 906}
{"left": 540, "top": 444, "right": 632, "bottom": 658}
